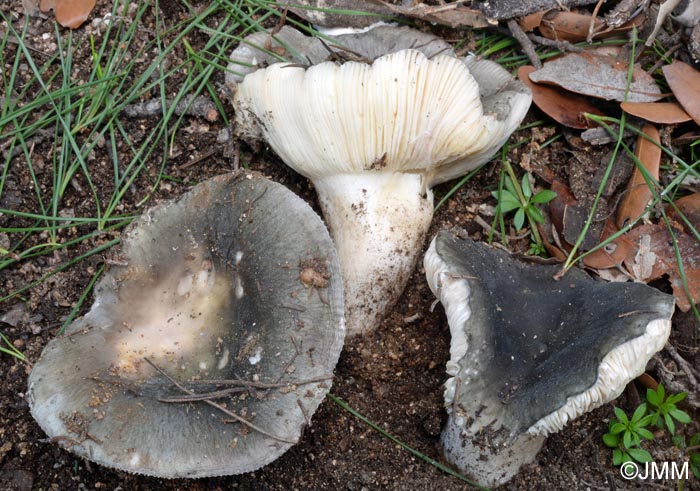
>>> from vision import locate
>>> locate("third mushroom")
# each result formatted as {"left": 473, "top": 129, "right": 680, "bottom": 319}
{"left": 425, "top": 230, "right": 675, "bottom": 487}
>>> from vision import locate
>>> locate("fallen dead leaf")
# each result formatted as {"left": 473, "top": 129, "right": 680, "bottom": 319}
{"left": 674, "top": 132, "right": 700, "bottom": 145}
{"left": 582, "top": 220, "right": 636, "bottom": 269}
{"left": 40, "top": 0, "right": 96, "bottom": 29}
{"left": 667, "top": 193, "right": 700, "bottom": 233}
{"left": 519, "top": 11, "right": 546, "bottom": 32}
{"left": 663, "top": 60, "right": 700, "bottom": 126}
{"left": 518, "top": 65, "right": 605, "bottom": 129}
{"left": 625, "top": 223, "right": 700, "bottom": 312}
{"left": 538, "top": 10, "right": 604, "bottom": 43}
{"left": 548, "top": 179, "right": 578, "bottom": 236}
{"left": 616, "top": 123, "right": 661, "bottom": 229}
{"left": 529, "top": 52, "right": 663, "bottom": 102}
{"left": 620, "top": 101, "right": 692, "bottom": 124}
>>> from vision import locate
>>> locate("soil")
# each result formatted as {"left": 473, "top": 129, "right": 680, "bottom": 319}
{"left": 1, "top": 1, "right": 699, "bottom": 490}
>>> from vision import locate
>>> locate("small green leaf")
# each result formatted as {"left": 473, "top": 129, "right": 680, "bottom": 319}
{"left": 639, "top": 414, "right": 655, "bottom": 427}
{"left": 623, "top": 430, "right": 633, "bottom": 449}
{"left": 665, "top": 413, "right": 675, "bottom": 435}
{"left": 613, "top": 449, "right": 623, "bottom": 466}
{"left": 499, "top": 198, "right": 521, "bottom": 213}
{"left": 667, "top": 392, "right": 687, "bottom": 404}
{"left": 628, "top": 448, "right": 653, "bottom": 463}
{"left": 629, "top": 432, "right": 641, "bottom": 448}
{"left": 646, "top": 387, "right": 661, "bottom": 406}
{"left": 603, "top": 433, "right": 619, "bottom": 447}
{"left": 514, "top": 208, "right": 525, "bottom": 230}
{"left": 670, "top": 409, "right": 691, "bottom": 424}
{"left": 610, "top": 422, "right": 626, "bottom": 435}
{"left": 672, "top": 434, "right": 685, "bottom": 448}
{"left": 505, "top": 176, "right": 518, "bottom": 196}
{"left": 690, "top": 433, "right": 700, "bottom": 446}
{"left": 531, "top": 189, "right": 557, "bottom": 204}
{"left": 614, "top": 407, "right": 629, "bottom": 424}
{"left": 632, "top": 403, "right": 648, "bottom": 423}
{"left": 521, "top": 174, "right": 532, "bottom": 199}
{"left": 527, "top": 205, "right": 545, "bottom": 223}
{"left": 637, "top": 428, "right": 654, "bottom": 441}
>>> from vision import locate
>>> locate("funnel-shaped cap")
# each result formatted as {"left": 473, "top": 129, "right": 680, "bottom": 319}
{"left": 28, "top": 172, "right": 344, "bottom": 478}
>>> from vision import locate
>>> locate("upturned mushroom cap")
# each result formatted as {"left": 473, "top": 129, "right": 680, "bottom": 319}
{"left": 233, "top": 49, "right": 531, "bottom": 336}
{"left": 234, "top": 49, "right": 530, "bottom": 185}
{"left": 226, "top": 25, "right": 454, "bottom": 86}
{"left": 28, "top": 172, "right": 344, "bottom": 478}
{"left": 424, "top": 230, "right": 674, "bottom": 487}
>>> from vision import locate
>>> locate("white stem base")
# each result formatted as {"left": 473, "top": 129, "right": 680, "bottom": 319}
{"left": 442, "top": 414, "right": 546, "bottom": 488}
{"left": 314, "top": 172, "right": 433, "bottom": 337}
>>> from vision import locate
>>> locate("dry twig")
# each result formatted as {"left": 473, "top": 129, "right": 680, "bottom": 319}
{"left": 123, "top": 95, "right": 219, "bottom": 122}
{"left": 144, "top": 358, "right": 297, "bottom": 443}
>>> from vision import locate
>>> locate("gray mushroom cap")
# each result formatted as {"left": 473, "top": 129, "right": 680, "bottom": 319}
{"left": 424, "top": 230, "right": 674, "bottom": 486}
{"left": 27, "top": 172, "right": 344, "bottom": 478}
{"left": 226, "top": 24, "right": 454, "bottom": 86}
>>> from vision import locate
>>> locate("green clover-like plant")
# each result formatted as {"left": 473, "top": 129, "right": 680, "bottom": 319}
{"left": 646, "top": 384, "right": 691, "bottom": 435}
{"left": 493, "top": 174, "right": 556, "bottom": 232}
{"left": 603, "top": 405, "right": 654, "bottom": 465}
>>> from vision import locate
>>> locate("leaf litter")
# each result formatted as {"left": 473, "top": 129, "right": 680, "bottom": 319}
{"left": 528, "top": 51, "right": 664, "bottom": 102}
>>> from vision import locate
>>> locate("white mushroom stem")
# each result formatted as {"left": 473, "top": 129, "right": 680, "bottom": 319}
{"left": 314, "top": 172, "right": 433, "bottom": 336}
{"left": 233, "top": 50, "right": 532, "bottom": 336}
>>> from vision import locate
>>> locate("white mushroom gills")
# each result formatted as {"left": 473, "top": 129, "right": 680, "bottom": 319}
{"left": 234, "top": 49, "right": 531, "bottom": 336}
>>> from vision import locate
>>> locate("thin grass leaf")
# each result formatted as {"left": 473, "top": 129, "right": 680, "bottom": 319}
{"left": 327, "top": 393, "right": 490, "bottom": 490}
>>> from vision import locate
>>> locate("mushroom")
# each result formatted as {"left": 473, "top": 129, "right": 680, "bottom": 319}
{"left": 233, "top": 49, "right": 531, "bottom": 336}
{"left": 226, "top": 24, "right": 454, "bottom": 86}
{"left": 424, "top": 230, "right": 675, "bottom": 487}
{"left": 28, "top": 172, "right": 344, "bottom": 477}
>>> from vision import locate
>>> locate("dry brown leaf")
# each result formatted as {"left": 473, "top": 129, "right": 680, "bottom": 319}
{"left": 616, "top": 123, "right": 661, "bottom": 229}
{"left": 518, "top": 65, "right": 605, "bottom": 129}
{"left": 40, "top": 0, "right": 96, "bottom": 29}
{"left": 620, "top": 101, "right": 692, "bottom": 124}
{"left": 663, "top": 60, "right": 700, "bottom": 126}
{"left": 539, "top": 11, "right": 604, "bottom": 42}
{"left": 519, "top": 11, "right": 546, "bottom": 32}
{"left": 667, "top": 193, "right": 700, "bottom": 233}
{"left": 529, "top": 52, "right": 663, "bottom": 102}
{"left": 548, "top": 179, "right": 578, "bottom": 236}
{"left": 674, "top": 132, "right": 700, "bottom": 144}
{"left": 582, "top": 220, "right": 636, "bottom": 269}
{"left": 625, "top": 223, "right": 700, "bottom": 312}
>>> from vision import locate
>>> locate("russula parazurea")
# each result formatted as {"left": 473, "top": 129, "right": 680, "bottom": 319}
{"left": 28, "top": 172, "right": 344, "bottom": 477}
{"left": 226, "top": 25, "right": 454, "bottom": 86}
{"left": 424, "top": 231, "right": 674, "bottom": 487}
{"left": 233, "top": 49, "right": 531, "bottom": 336}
